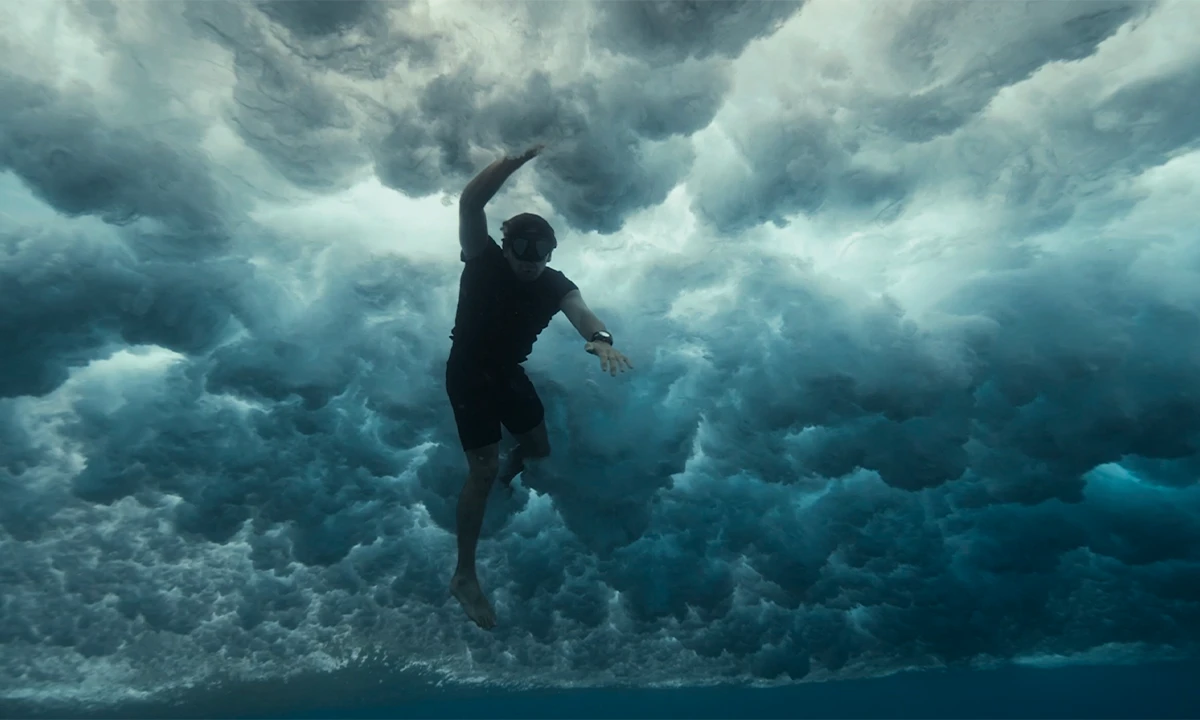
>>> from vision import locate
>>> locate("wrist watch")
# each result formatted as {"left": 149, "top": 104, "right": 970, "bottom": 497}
{"left": 590, "top": 331, "right": 613, "bottom": 345}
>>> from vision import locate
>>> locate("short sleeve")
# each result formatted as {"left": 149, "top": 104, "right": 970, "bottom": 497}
{"left": 545, "top": 270, "right": 579, "bottom": 309}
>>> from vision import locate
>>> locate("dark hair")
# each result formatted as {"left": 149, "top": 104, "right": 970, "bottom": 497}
{"left": 501, "top": 213, "right": 557, "bottom": 246}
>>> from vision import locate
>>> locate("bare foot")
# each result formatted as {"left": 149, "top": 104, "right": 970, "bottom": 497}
{"left": 450, "top": 572, "right": 496, "bottom": 630}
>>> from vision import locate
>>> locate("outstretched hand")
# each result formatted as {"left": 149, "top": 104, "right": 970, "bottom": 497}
{"left": 586, "top": 342, "right": 633, "bottom": 376}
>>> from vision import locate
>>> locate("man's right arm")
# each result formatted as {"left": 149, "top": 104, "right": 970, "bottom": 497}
{"left": 459, "top": 147, "right": 542, "bottom": 261}
{"left": 458, "top": 202, "right": 490, "bottom": 261}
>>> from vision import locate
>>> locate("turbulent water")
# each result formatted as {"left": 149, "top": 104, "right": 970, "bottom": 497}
{"left": 3, "top": 0, "right": 1200, "bottom": 714}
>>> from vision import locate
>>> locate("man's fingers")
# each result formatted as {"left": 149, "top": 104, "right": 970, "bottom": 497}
{"left": 586, "top": 346, "right": 633, "bottom": 375}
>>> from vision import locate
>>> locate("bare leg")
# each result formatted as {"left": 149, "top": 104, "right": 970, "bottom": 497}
{"left": 451, "top": 448, "right": 499, "bottom": 629}
{"left": 496, "top": 445, "right": 525, "bottom": 490}
{"left": 503, "top": 421, "right": 550, "bottom": 488}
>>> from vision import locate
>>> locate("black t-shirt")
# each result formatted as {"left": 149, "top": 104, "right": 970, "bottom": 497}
{"left": 448, "top": 236, "right": 578, "bottom": 366}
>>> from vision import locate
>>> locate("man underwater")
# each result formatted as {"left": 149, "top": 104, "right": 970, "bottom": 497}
{"left": 445, "top": 145, "right": 634, "bottom": 629}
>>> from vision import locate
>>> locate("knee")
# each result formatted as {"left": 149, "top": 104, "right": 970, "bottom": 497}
{"left": 465, "top": 446, "right": 500, "bottom": 486}
{"left": 469, "top": 459, "right": 499, "bottom": 482}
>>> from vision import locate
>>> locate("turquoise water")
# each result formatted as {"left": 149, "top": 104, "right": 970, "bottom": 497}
{"left": 7, "top": 659, "right": 1196, "bottom": 719}
{"left": 4, "top": 3, "right": 1200, "bottom": 716}
{"left": 271, "top": 661, "right": 1200, "bottom": 719}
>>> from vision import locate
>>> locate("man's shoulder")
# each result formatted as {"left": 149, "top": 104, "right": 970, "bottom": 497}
{"left": 460, "top": 235, "right": 502, "bottom": 263}
{"left": 541, "top": 264, "right": 575, "bottom": 283}
{"left": 540, "top": 265, "right": 578, "bottom": 301}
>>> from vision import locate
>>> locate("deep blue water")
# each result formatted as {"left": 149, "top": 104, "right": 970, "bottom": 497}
{"left": 6, "top": 658, "right": 1196, "bottom": 719}
{"left": 270, "top": 659, "right": 1199, "bottom": 719}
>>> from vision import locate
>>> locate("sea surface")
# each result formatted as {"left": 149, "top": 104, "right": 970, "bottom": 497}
{"left": 7, "top": 658, "right": 1197, "bottom": 719}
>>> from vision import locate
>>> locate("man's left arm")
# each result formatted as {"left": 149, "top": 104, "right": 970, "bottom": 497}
{"left": 560, "top": 289, "right": 634, "bottom": 375}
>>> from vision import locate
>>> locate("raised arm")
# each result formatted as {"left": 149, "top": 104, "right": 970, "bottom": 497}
{"left": 458, "top": 146, "right": 542, "bottom": 261}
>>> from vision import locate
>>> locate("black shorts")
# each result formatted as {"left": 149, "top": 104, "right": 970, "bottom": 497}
{"left": 445, "top": 359, "right": 545, "bottom": 452}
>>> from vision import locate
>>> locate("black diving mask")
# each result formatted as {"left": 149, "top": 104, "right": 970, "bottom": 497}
{"left": 507, "top": 235, "right": 555, "bottom": 262}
